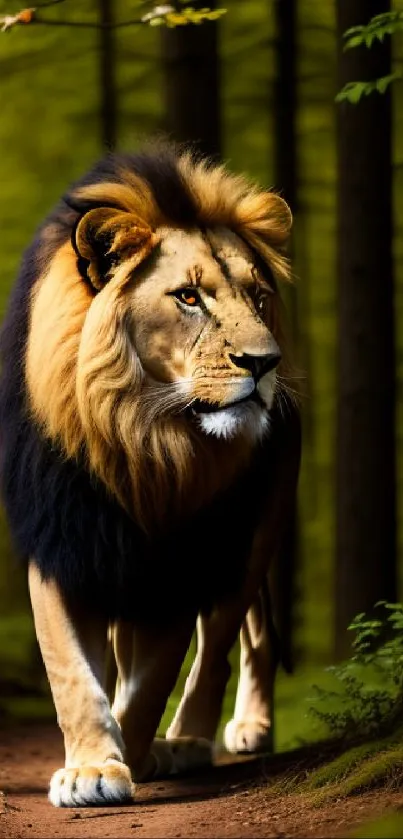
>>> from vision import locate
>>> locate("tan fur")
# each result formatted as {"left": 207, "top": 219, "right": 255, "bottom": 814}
{"left": 28, "top": 563, "right": 126, "bottom": 769}
{"left": 25, "top": 155, "right": 296, "bottom": 532}
{"left": 29, "top": 562, "right": 211, "bottom": 806}
{"left": 29, "top": 562, "right": 208, "bottom": 803}
{"left": 72, "top": 154, "right": 292, "bottom": 286}
{"left": 24, "top": 155, "right": 301, "bottom": 806}
{"left": 26, "top": 242, "right": 90, "bottom": 456}
{"left": 177, "top": 153, "right": 292, "bottom": 281}
{"left": 223, "top": 593, "right": 276, "bottom": 754}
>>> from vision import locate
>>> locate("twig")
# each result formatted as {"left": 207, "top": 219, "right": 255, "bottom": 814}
{"left": 0, "top": 2, "right": 186, "bottom": 32}
{"left": 1, "top": 8, "right": 35, "bottom": 32}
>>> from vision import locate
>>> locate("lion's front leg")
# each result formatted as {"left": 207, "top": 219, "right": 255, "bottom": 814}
{"left": 28, "top": 562, "right": 133, "bottom": 807}
{"left": 111, "top": 619, "right": 212, "bottom": 781}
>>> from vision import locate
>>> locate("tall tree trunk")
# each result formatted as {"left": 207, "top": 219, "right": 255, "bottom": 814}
{"left": 274, "top": 0, "right": 296, "bottom": 211}
{"left": 271, "top": 0, "right": 299, "bottom": 670}
{"left": 99, "top": 0, "right": 117, "bottom": 150}
{"left": 160, "top": 1, "right": 221, "bottom": 157}
{"left": 335, "top": 0, "right": 396, "bottom": 658}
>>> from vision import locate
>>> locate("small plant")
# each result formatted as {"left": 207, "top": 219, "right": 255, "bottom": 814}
{"left": 308, "top": 602, "right": 403, "bottom": 742}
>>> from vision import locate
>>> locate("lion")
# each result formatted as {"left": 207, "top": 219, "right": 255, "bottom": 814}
{"left": 0, "top": 142, "right": 300, "bottom": 807}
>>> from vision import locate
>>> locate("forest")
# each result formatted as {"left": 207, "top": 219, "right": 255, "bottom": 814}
{"left": 0, "top": 1, "right": 403, "bottom": 836}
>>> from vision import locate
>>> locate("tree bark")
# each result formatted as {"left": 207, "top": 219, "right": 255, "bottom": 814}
{"left": 272, "top": 0, "right": 298, "bottom": 670}
{"left": 274, "top": 0, "right": 297, "bottom": 211}
{"left": 160, "top": 1, "right": 221, "bottom": 158}
{"left": 335, "top": 0, "right": 396, "bottom": 658}
{"left": 99, "top": 0, "right": 117, "bottom": 150}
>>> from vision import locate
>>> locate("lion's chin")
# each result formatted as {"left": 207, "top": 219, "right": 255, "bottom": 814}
{"left": 195, "top": 400, "right": 270, "bottom": 442}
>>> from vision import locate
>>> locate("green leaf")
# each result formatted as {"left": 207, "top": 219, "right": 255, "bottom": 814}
{"left": 335, "top": 81, "right": 370, "bottom": 104}
{"left": 343, "top": 11, "right": 403, "bottom": 52}
{"left": 344, "top": 35, "right": 366, "bottom": 50}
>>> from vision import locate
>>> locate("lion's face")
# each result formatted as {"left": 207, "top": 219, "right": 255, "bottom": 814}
{"left": 125, "top": 227, "right": 280, "bottom": 441}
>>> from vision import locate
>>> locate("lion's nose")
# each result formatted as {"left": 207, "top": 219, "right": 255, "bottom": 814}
{"left": 230, "top": 348, "right": 281, "bottom": 381}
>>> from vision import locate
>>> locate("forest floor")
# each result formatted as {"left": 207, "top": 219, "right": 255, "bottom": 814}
{"left": 0, "top": 723, "right": 402, "bottom": 839}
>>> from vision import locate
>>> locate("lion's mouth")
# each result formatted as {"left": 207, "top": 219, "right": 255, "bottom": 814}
{"left": 189, "top": 390, "right": 265, "bottom": 415}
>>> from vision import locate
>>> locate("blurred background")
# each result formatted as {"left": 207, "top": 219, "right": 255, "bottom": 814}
{"left": 0, "top": 0, "right": 402, "bottom": 751}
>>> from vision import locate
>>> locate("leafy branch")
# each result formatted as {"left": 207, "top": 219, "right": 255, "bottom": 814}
{"left": 343, "top": 11, "right": 403, "bottom": 51}
{"left": 0, "top": 0, "right": 226, "bottom": 32}
{"left": 337, "top": 11, "right": 403, "bottom": 104}
{"left": 336, "top": 73, "right": 401, "bottom": 104}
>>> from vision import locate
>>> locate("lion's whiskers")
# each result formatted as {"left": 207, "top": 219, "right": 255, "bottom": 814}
{"left": 139, "top": 379, "right": 196, "bottom": 418}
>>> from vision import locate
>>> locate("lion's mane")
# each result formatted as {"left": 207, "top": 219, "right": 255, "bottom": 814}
{"left": 0, "top": 143, "right": 295, "bottom": 624}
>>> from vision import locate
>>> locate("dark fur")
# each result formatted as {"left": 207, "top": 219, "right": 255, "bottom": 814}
{"left": 0, "top": 147, "right": 299, "bottom": 625}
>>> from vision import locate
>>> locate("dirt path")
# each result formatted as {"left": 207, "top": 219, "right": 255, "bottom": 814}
{"left": 0, "top": 723, "right": 402, "bottom": 838}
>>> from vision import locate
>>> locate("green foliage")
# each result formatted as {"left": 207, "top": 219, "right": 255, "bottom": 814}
{"left": 308, "top": 603, "right": 403, "bottom": 741}
{"left": 336, "top": 73, "right": 401, "bottom": 104}
{"left": 337, "top": 11, "right": 403, "bottom": 103}
{"left": 343, "top": 12, "right": 403, "bottom": 51}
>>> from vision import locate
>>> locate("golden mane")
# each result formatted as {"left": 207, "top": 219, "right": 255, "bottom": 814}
{"left": 73, "top": 151, "right": 292, "bottom": 282}
{"left": 25, "top": 148, "right": 294, "bottom": 532}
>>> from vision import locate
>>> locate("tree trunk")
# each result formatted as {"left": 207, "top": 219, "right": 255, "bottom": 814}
{"left": 99, "top": 0, "right": 117, "bottom": 150}
{"left": 160, "top": 1, "right": 221, "bottom": 157}
{"left": 335, "top": 0, "right": 396, "bottom": 658}
{"left": 272, "top": 0, "right": 299, "bottom": 670}
{"left": 274, "top": 0, "right": 296, "bottom": 211}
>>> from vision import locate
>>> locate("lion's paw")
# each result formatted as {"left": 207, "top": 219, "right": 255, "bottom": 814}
{"left": 134, "top": 737, "right": 213, "bottom": 781}
{"left": 223, "top": 719, "right": 273, "bottom": 754}
{"left": 48, "top": 759, "right": 135, "bottom": 807}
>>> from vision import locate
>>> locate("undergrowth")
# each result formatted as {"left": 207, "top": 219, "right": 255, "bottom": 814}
{"left": 308, "top": 602, "right": 403, "bottom": 741}
{"left": 267, "top": 604, "right": 403, "bottom": 802}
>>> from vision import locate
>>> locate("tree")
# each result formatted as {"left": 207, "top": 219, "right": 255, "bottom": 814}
{"left": 335, "top": 0, "right": 396, "bottom": 658}
{"left": 160, "top": 0, "right": 221, "bottom": 157}
{"left": 99, "top": 0, "right": 117, "bottom": 150}
{"left": 271, "top": 0, "right": 298, "bottom": 670}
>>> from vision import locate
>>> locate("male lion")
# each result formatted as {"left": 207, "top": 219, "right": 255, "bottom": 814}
{"left": 0, "top": 143, "right": 300, "bottom": 806}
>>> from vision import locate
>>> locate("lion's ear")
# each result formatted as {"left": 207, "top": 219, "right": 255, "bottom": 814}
{"left": 73, "top": 207, "right": 159, "bottom": 291}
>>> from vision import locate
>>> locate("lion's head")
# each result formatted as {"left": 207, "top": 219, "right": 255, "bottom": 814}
{"left": 25, "top": 146, "right": 295, "bottom": 531}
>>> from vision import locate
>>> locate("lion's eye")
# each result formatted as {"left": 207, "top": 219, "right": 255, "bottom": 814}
{"left": 172, "top": 288, "right": 200, "bottom": 307}
{"left": 257, "top": 292, "right": 268, "bottom": 311}
{"left": 252, "top": 288, "right": 269, "bottom": 313}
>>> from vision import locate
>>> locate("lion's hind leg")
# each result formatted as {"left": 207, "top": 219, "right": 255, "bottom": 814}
{"left": 223, "top": 583, "right": 278, "bottom": 754}
{"left": 165, "top": 591, "right": 278, "bottom": 756}
{"left": 28, "top": 562, "right": 134, "bottom": 807}
{"left": 111, "top": 620, "right": 213, "bottom": 781}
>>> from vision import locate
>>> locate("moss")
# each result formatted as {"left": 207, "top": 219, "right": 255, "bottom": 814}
{"left": 320, "top": 744, "right": 403, "bottom": 801}
{"left": 303, "top": 741, "right": 384, "bottom": 790}
{"left": 263, "top": 728, "right": 403, "bottom": 806}
{"left": 300, "top": 732, "right": 403, "bottom": 805}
